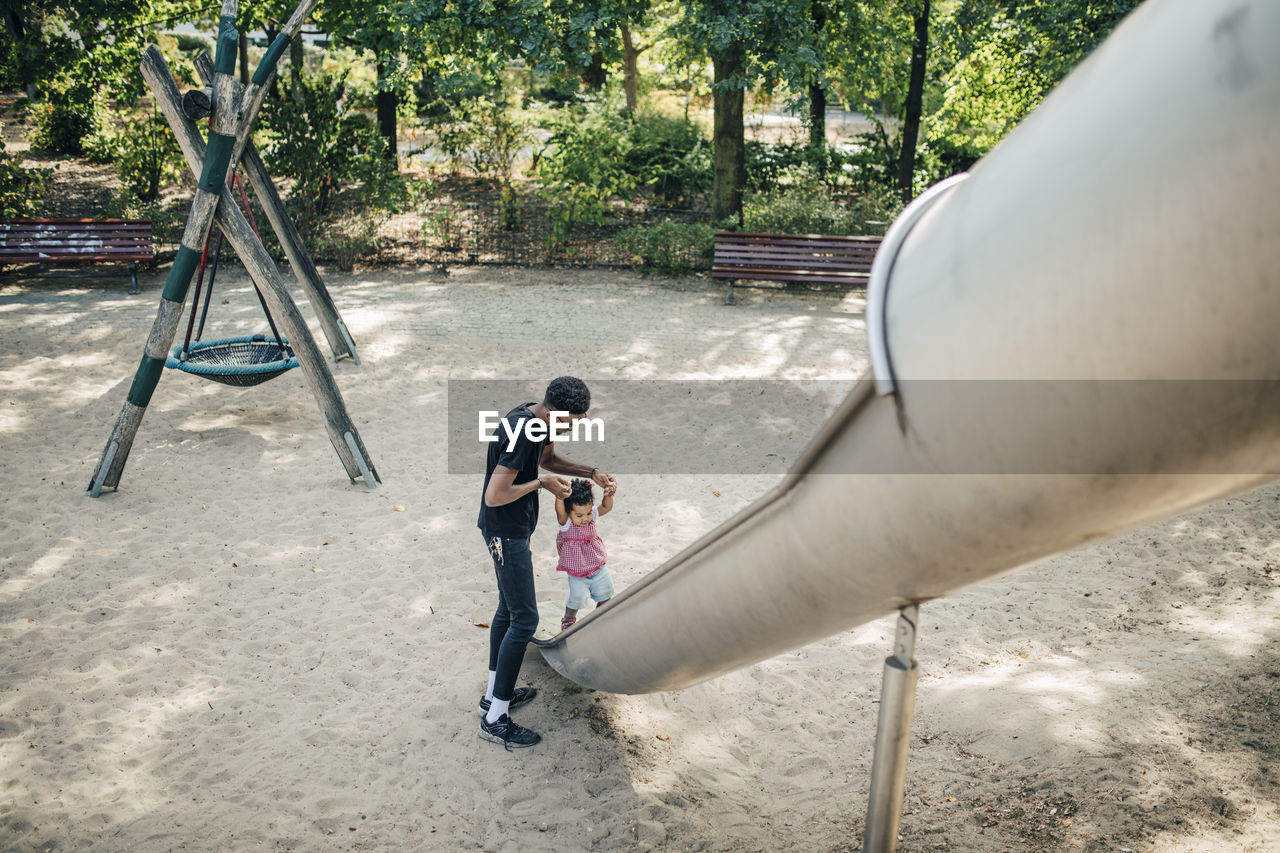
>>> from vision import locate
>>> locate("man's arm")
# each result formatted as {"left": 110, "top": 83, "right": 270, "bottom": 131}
{"left": 484, "top": 466, "right": 571, "bottom": 506}
{"left": 541, "top": 444, "right": 615, "bottom": 491}
{"left": 483, "top": 465, "right": 537, "bottom": 507}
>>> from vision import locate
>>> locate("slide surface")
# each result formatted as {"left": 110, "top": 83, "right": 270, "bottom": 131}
{"left": 537, "top": 0, "right": 1280, "bottom": 695}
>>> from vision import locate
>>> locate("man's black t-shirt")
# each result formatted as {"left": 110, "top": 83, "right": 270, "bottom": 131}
{"left": 477, "top": 403, "right": 547, "bottom": 539}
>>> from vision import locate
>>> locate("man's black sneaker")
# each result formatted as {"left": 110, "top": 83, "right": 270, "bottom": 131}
{"left": 479, "top": 714, "right": 541, "bottom": 750}
{"left": 477, "top": 686, "right": 537, "bottom": 718}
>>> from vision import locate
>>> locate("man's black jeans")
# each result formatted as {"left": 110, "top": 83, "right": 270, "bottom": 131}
{"left": 483, "top": 532, "right": 539, "bottom": 703}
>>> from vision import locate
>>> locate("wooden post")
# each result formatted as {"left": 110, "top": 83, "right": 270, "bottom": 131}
{"left": 194, "top": 51, "right": 359, "bottom": 364}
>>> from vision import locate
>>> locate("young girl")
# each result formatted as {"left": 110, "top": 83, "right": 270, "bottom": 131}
{"left": 555, "top": 478, "right": 616, "bottom": 631}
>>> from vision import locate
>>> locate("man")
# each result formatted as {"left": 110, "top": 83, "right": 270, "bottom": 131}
{"left": 477, "top": 376, "right": 615, "bottom": 749}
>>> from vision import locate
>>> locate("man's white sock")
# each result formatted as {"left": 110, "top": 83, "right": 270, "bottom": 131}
{"left": 485, "top": 698, "right": 510, "bottom": 724}
{"left": 485, "top": 671, "right": 497, "bottom": 701}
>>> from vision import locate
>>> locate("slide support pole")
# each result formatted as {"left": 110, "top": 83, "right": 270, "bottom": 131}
{"left": 863, "top": 604, "right": 920, "bottom": 853}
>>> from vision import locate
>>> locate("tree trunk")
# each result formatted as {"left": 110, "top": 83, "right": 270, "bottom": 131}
{"left": 581, "top": 52, "right": 607, "bottom": 90}
{"left": 6, "top": 9, "right": 38, "bottom": 99}
{"left": 621, "top": 24, "right": 640, "bottom": 114}
{"left": 808, "top": 0, "right": 828, "bottom": 175}
{"left": 289, "top": 33, "right": 304, "bottom": 102}
{"left": 712, "top": 45, "right": 747, "bottom": 225}
{"left": 897, "top": 0, "right": 930, "bottom": 203}
{"left": 809, "top": 83, "right": 826, "bottom": 174}
{"left": 376, "top": 60, "right": 398, "bottom": 167}
{"left": 238, "top": 28, "right": 250, "bottom": 85}
{"left": 264, "top": 25, "right": 281, "bottom": 99}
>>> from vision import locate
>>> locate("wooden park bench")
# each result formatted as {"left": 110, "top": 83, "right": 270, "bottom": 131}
{"left": 713, "top": 231, "right": 883, "bottom": 304}
{"left": 0, "top": 219, "right": 155, "bottom": 294}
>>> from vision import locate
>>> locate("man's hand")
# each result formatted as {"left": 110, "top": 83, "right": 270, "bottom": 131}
{"left": 602, "top": 480, "right": 617, "bottom": 497}
{"left": 592, "top": 468, "right": 615, "bottom": 492}
{"left": 540, "top": 475, "right": 572, "bottom": 499}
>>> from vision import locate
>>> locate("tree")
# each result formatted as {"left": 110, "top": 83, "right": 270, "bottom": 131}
{"left": 896, "top": 0, "right": 928, "bottom": 202}
{"left": 922, "top": 0, "right": 1142, "bottom": 181}
{"left": 807, "top": 0, "right": 828, "bottom": 169}
{"left": 663, "top": 0, "right": 819, "bottom": 222}
{"left": 316, "top": 0, "right": 419, "bottom": 166}
{"left": 1, "top": 0, "right": 167, "bottom": 104}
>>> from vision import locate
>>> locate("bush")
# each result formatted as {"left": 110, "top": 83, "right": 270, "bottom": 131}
{"left": 744, "top": 141, "right": 811, "bottom": 192}
{"left": 829, "top": 122, "right": 898, "bottom": 194}
{"left": 0, "top": 140, "right": 51, "bottom": 218}
{"left": 308, "top": 213, "right": 386, "bottom": 272}
{"left": 616, "top": 218, "right": 714, "bottom": 275}
{"left": 94, "top": 112, "right": 185, "bottom": 201}
{"left": 422, "top": 94, "right": 529, "bottom": 184}
{"left": 30, "top": 80, "right": 101, "bottom": 155}
{"left": 414, "top": 68, "right": 491, "bottom": 118}
{"left": 742, "top": 169, "right": 897, "bottom": 236}
{"left": 102, "top": 192, "right": 185, "bottom": 249}
{"left": 260, "top": 69, "right": 408, "bottom": 233}
{"left": 534, "top": 108, "right": 636, "bottom": 257}
{"left": 624, "top": 113, "right": 711, "bottom": 208}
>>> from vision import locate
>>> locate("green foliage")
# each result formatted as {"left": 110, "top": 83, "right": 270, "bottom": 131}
{"left": 741, "top": 168, "right": 898, "bottom": 235}
{"left": 423, "top": 93, "right": 530, "bottom": 183}
{"left": 4, "top": 1, "right": 161, "bottom": 108}
{"left": 421, "top": 202, "right": 463, "bottom": 248}
{"left": 30, "top": 80, "right": 102, "bottom": 156}
{"left": 0, "top": 140, "right": 51, "bottom": 219}
{"left": 534, "top": 108, "right": 637, "bottom": 257}
{"left": 414, "top": 66, "right": 492, "bottom": 117}
{"left": 93, "top": 113, "right": 186, "bottom": 201}
{"left": 101, "top": 192, "right": 185, "bottom": 248}
{"left": 625, "top": 113, "right": 711, "bottom": 208}
{"left": 744, "top": 140, "right": 810, "bottom": 192}
{"left": 831, "top": 122, "right": 899, "bottom": 193}
{"left": 308, "top": 214, "right": 387, "bottom": 272}
{"left": 260, "top": 69, "right": 408, "bottom": 231}
{"left": 616, "top": 218, "right": 714, "bottom": 275}
{"left": 921, "top": 0, "right": 1143, "bottom": 183}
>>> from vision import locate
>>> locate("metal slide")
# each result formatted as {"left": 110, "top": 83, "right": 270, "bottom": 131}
{"left": 536, "top": 0, "right": 1280, "bottom": 694}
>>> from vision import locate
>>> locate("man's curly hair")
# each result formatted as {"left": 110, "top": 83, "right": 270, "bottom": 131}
{"left": 564, "top": 478, "right": 595, "bottom": 512}
{"left": 544, "top": 376, "right": 591, "bottom": 415}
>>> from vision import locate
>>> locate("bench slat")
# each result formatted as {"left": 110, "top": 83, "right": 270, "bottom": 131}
{"left": 713, "top": 271, "right": 871, "bottom": 285}
{"left": 1, "top": 249, "right": 154, "bottom": 258}
{"left": 715, "top": 243, "right": 879, "bottom": 253}
{"left": 1, "top": 221, "right": 152, "bottom": 233}
{"left": 716, "top": 249, "right": 875, "bottom": 262}
{"left": 1, "top": 236, "right": 154, "bottom": 245}
{"left": 1, "top": 239, "right": 155, "bottom": 250}
{"left": 715, "top": 233, "right": 881, "bottom": 242}
{"left": 713, "top": 260, "right": 873, "bottom": 273}
{"left": 713, "top": 265, "right": 871, "bottom": 277}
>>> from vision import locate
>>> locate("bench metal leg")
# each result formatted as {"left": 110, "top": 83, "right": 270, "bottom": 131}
{"left": 725, "top": 280, "right": 735, "bottom": 305}
{"left": 128, "top": 260, "right": 139, "bottom": 294}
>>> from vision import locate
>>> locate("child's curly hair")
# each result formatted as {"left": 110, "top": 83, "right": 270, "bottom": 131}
{"left": 564, "top": 478, "right": 594, "bottom": 512}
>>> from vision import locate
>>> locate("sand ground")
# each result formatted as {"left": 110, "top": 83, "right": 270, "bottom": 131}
{"left": 1, "top": 265, "right": 1276, "bottom": 852}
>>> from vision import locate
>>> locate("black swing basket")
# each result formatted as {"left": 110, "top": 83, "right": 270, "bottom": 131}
{"left": 166, "top": 334, "right": 299, "bottom": 387}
